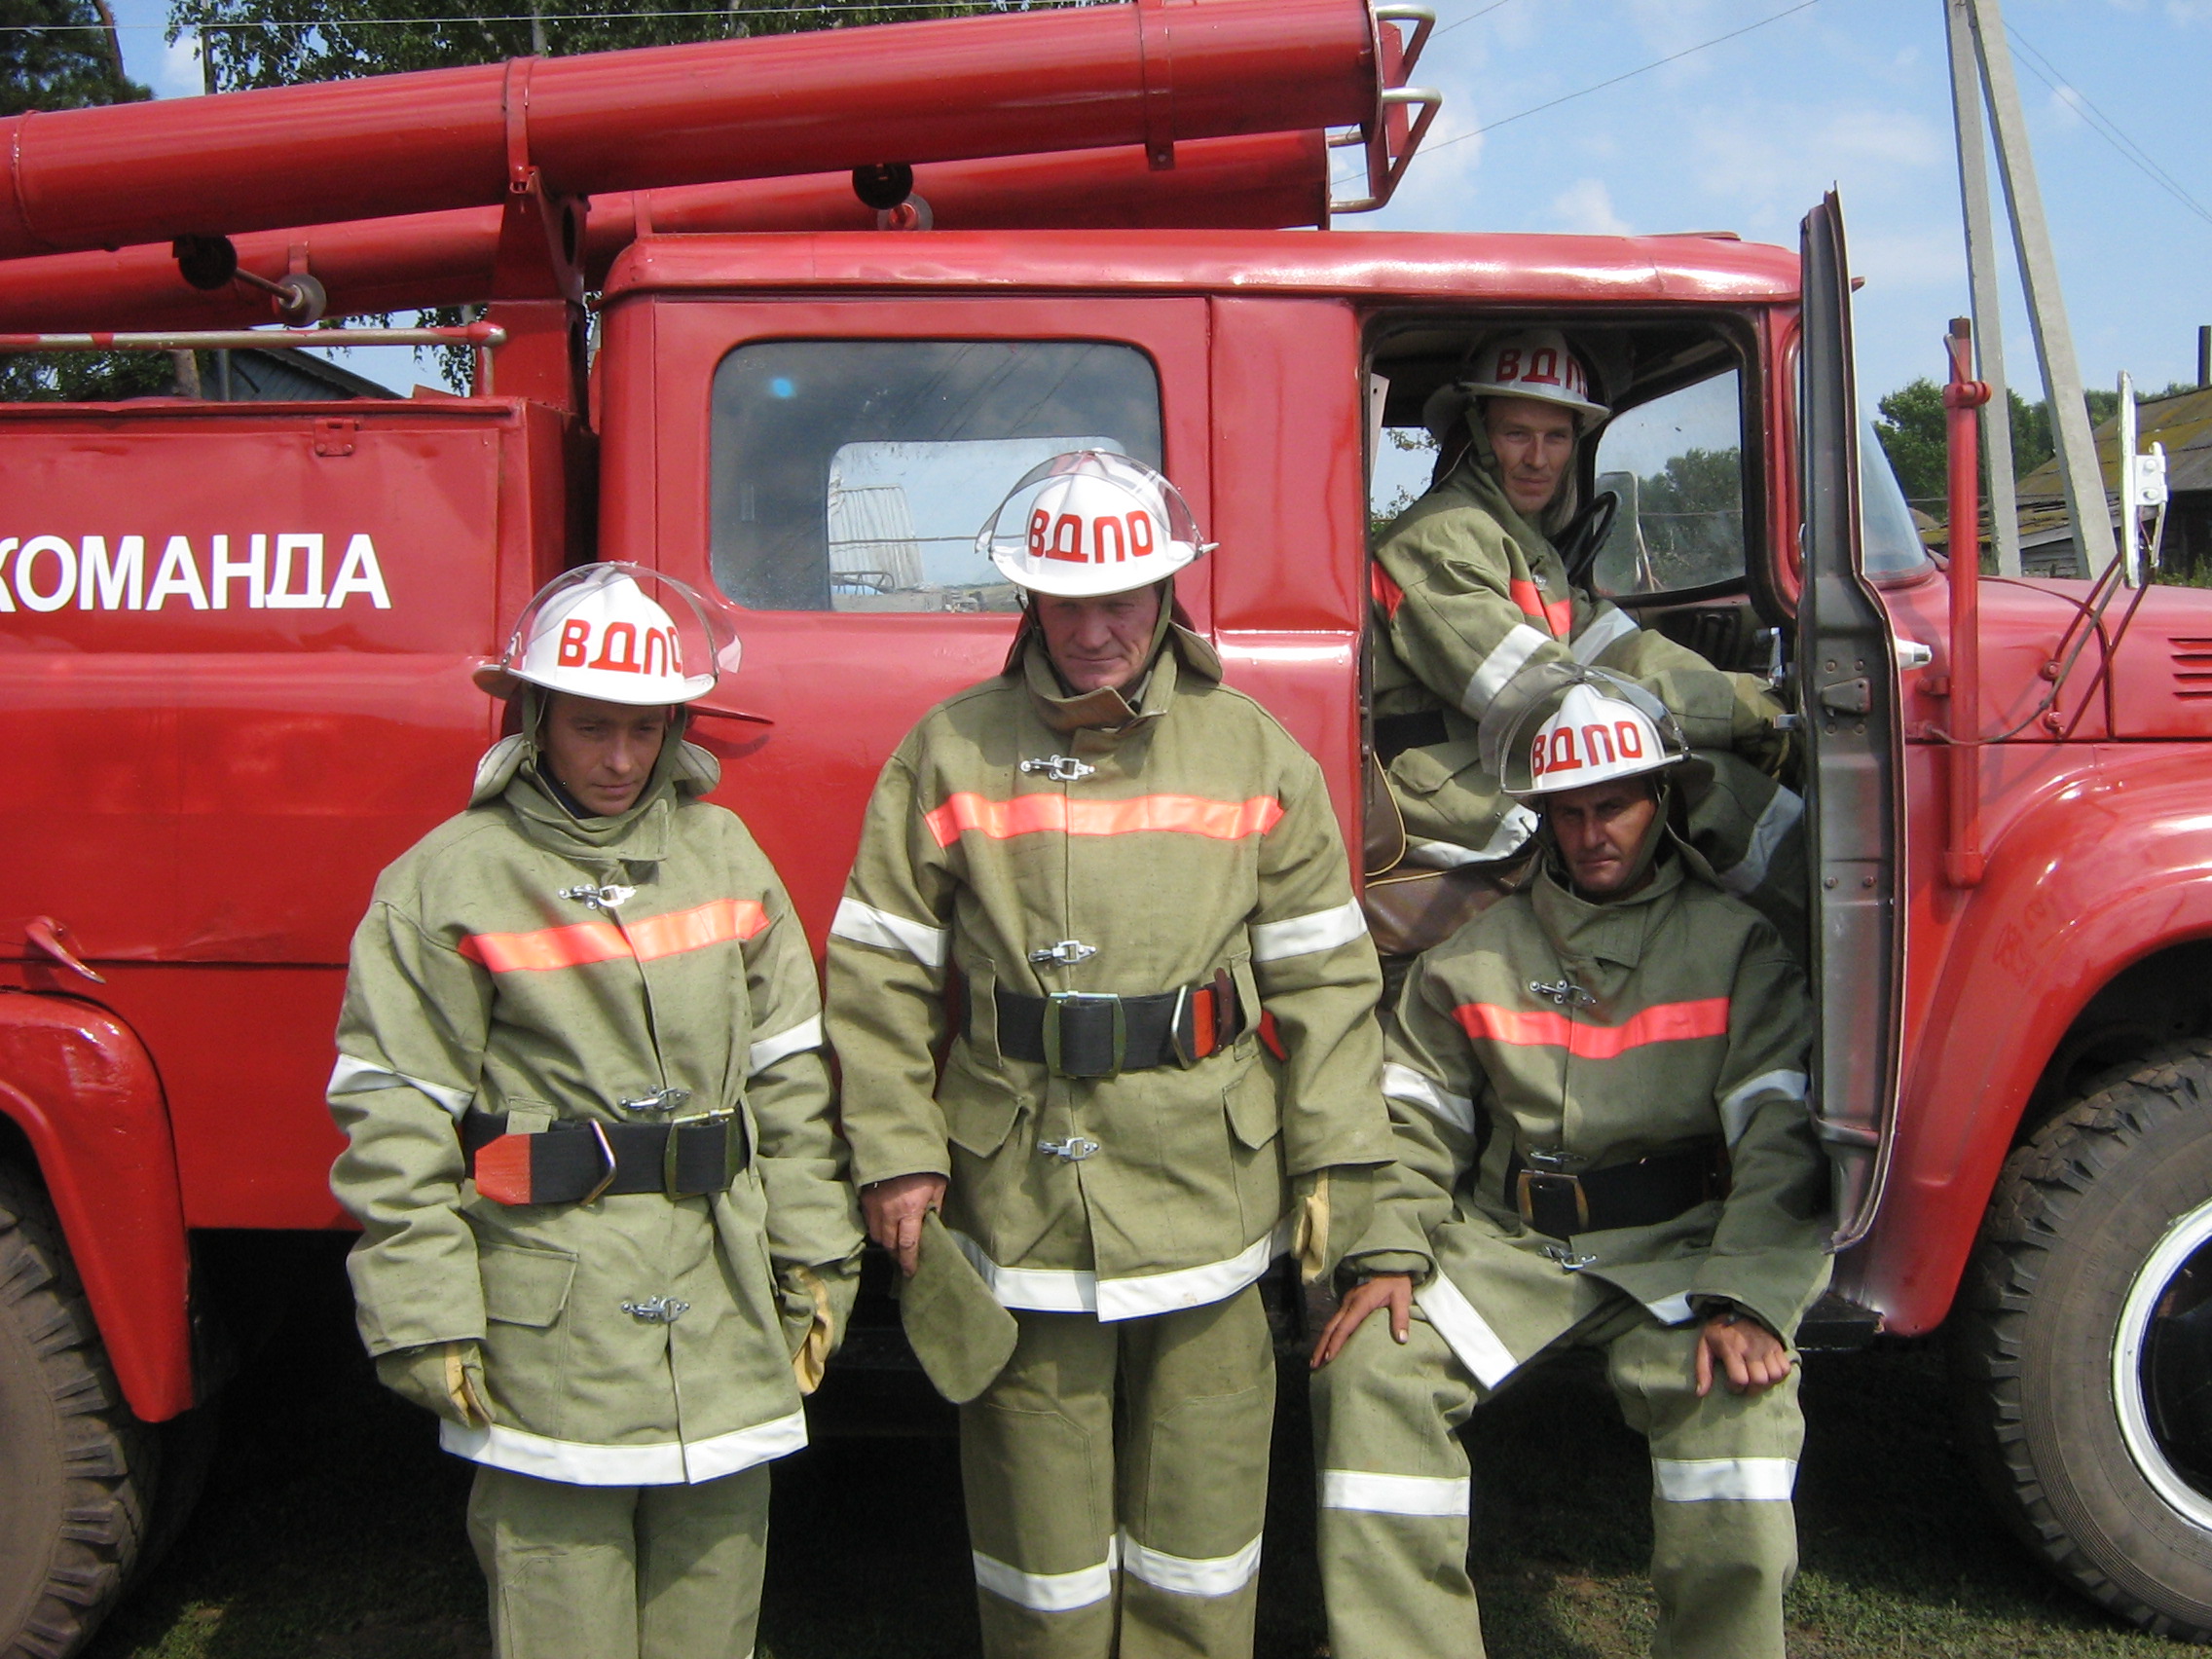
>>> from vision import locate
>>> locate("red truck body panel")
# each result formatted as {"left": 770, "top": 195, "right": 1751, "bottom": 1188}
{"left": 12, "top": 223, "right": 2212, "bottom": 1409}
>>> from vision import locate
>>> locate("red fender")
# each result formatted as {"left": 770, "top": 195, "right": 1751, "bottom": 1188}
{"left": 1840, "top": 745, "right": 2212, "bottom": 1335}
{"left": 0, "top": 991, "right": 191, "bottom": 1421}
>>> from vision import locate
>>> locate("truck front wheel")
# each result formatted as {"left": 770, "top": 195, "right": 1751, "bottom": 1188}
{"left": 0, "top": 1162, "right": 157, "bottom": 1659}
{"left": 1952, "top": 1039, "right": 2212, "bottom": 1639}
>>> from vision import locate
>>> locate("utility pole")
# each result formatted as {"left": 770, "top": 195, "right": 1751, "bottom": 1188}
{"left": 1956, "top": 0, "right": 2118, "bottom": 578}
{"left": 1943, "top": 0, "right": 2021, "bottom": 575}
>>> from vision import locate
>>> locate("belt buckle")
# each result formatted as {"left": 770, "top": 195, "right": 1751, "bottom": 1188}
{"left": 1515, "top": 1167, "right": 1590, "bottom": 1234}
{"left": 663, "top": 1112, "right": 736, "bottom": 1198}
{"left": 1043, "top": 991, "right": 1124, "bottom": 1078}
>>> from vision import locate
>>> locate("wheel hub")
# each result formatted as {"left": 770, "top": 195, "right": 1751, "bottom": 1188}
{"left": 2114, "top": 1196, "right": 2212, "bottom": 1529}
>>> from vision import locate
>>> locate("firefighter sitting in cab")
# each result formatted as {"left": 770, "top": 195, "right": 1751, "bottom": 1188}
{"left": 1369, "top": 329, "right": 1801, "bottom": 945}
{"left": 826, "top": 451, "right": 1392, "bottom": 1659}
{"left": 1310, "top": 667, "right": 1830, "bottom": 1659}
{"left": 327, "top": 564, "right": 863, "bottom": 1659}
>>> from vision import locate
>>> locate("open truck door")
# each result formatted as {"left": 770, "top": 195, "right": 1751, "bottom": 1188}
{"left": 1794, "top": 194, "right": 1906, "bottom": 1252}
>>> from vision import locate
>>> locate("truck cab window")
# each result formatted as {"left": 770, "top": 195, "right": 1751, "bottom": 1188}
{"left": 710, "top": 340, "right": 1163, "bottom": 612}
{"left": 1588, "top": 368, "right": 1748, "bottom": 599}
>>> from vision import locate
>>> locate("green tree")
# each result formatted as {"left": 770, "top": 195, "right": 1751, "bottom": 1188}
{"left": 0, "top": 0, "right": 164, "bottom": 400}
{"left": 1873, "top": 376, "right": 2203, "bottom": 510}
{"left": 1636, "top": 445, "right": 1743, "bottom": 589}
{"left": 176, "top": 0, "right": 999, "bottom": 92}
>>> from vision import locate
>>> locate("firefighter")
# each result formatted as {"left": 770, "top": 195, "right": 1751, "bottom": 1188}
{"left": 327, "top": 564, "right": 863, "bottom": 1659}
{"left": 1310, "top": 670, "right": 1830, "bottom": 1659}
{"left": 825, "top": 451, "right": 1392, "bottom": 1659}
{"left": 1371, "top": 328, "right": 1802, "bottom": 940}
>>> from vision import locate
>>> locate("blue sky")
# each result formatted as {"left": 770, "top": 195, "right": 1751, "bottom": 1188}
{"left": 101, "top": 0, "right": 2212, "bottom": 407}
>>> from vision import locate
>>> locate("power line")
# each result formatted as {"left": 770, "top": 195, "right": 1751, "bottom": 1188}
{"left": 1432, "top": 0, "right": 1515, "bottom": 41}
{"left": 1333, "top": 0, "right": 1821, "bottom": 191}
{"left": 2003, "top": 22, "right": 2212, "bottom": 235}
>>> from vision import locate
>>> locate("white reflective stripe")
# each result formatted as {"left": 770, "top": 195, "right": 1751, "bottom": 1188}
{"left": 441, "top": 1409, "right": 806, "bottom": 1487}
{"left": 1718, "top": 1069, "right": 1809, "bottom": 1146}
{"left": 1402, "top": 805, "right": 1539, "bottom": 870}
{"left": 1097, "top": 1230, "right": 1279, "bottom": 1322}
{"left": 1652, "top": 1456, "right": 1798, "bottom": 1503}
{"left": 1319, "top": 1469, "right": 1470, "bottom": 1517}
{"left": 949, "top": 1228, "right": 1281, "bottom": 1321}
{"left": 1460, "top": 623, "right": 1551, "bottom": 716}
{"left": 829, "top": 898, "right": 948, "bottom": 968}
{"left": 328, "top": 1052, "right": 472, "bottom": 1120}
{"left": 1413, "top": 1273, "right": 1519, "bottom": 1390}
{"left": 1119, "top": 1530, "right": 1265, "bottom": 1598}
{"left": 1250, "top": 898, "right": 1367, "bottom": 963}
{"left": 1382, "top": 1061, "right": 1476, "bottom": 1136}
{"left": 950, "top": 1230, "right": 1098, "bottom": 1313}
{"left": 973, "top": 1541, "right": 1118, "bottom": 1612}
{"left": 747, "top": 1014, "right": 823, "bottom": 1078}
{"left": 1714, "top": 787, "right": 1803, "bottom": 896}
{"left": 1569, "top": 606, "right": 1641, "bottom": 665}
{"left": 1643, "top": 1292, "right": 1696, "bottom": 1326}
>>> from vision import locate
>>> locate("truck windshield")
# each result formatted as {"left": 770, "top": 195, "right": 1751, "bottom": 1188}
{"left": 710, "top": 340, "right": 1163, "bottom": 612}
{"left": 1860, "top": 418, "right": 1932, "bottom": 578}
{"left": 1588, "top": 368, "right": 1747, "bottom": 599}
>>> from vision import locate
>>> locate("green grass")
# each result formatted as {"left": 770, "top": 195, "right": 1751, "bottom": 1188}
{"left": 87, "top": 1261, "right": 2178, "bottom": 1659}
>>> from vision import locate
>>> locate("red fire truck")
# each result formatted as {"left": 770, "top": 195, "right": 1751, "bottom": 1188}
{"left": 5, "top": 2, "right": 2211, "bottom": 1651}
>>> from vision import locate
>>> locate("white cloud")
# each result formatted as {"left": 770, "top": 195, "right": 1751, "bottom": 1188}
{"left": 1820, "top": 108, "right": 1946, "bottom": 169}
{"left": 2046, "top": 84, "right": 2091, "bottom": 129}
{"left": 1550, "top": 178, "right": 1632, "bottom": 236}
{"left": 156, "top": 31, "right": 204, "bottom": 98}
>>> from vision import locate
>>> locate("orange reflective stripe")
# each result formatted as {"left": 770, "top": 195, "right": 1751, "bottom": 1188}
{"left": 923, "top": 792, "right": 1284, "bottom": 849}
{"left": 461, "top": 898, "right": 768, "bottom": 973}
{"left": 1454, "top": 996, "right": 1730, "bottom": 1059}
{"left": 1508, "top": 577, "right": 1573, "bottom": 639}
{"left": 1370, "top": 563, "right": 1406, "bottom": 619}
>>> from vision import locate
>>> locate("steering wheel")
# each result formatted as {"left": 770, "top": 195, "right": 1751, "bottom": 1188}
{"left": 1557, "top": 489, "right": 1621, "bottom": 590}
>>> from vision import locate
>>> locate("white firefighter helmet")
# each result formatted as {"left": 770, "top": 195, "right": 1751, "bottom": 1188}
{"left": 1429, "top": 328, "right": 1609, "bottom": 438}
{"left": 977, "top": 450, "right": 1212, "bottom": 599}
{"left": 473, "top": 563, "right": 737, "bottom": 705}
{"left": 1511, "top": 680, "right": 1683, "bottom": 798}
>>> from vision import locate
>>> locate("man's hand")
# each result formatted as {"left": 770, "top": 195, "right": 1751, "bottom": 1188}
{"left": 1695, "top": 1309, "right": 1792, "bottom": 1398}
{"left": 1310, "top": 1272, "right": 1413, "bottom": 1369}
{"left": 863, "top": 1172, "right": 947, "bottom": 1277}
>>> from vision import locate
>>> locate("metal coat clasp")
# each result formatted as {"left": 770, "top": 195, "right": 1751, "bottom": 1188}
{"left": 1528, "top": 977, "right": 1595, "bottom": 1010}
{"left": 620, "top": 1296, "right": 691, "bottom": 1323}
{"left": 620, "top": 1086, "right": 692, "bottom": 1115}
{"left": 1029, "top": 940, "right": 1098, "bottom": 966}
{"left": 561, "top": 882, "right": 635, "bottom": 911}
{"left": 1020, "top": 755, "right": 1095, "bottom": 783}
{"left": 1038, "top": 1135, "right": 1102, "bottom": 1162}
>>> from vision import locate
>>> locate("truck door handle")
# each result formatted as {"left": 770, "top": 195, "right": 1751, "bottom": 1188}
{"left": 688, "top": 704, "right": 774, "bottom": 727}
{"left": 25, "top": 916, "right": 106, "bottom": 983}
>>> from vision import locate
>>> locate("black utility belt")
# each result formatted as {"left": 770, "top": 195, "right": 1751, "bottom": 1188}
{"left": 461, "top": 1108, "right": 748, "bottom": 1206}
{"left": 1504, "top": 1139, "right": 1725, "bottom": 1240}
{"left": 989, "top": 972, "right": 1244, "bottom": 1078}
{"left": 1373, "top": 708, "right": 1451, "bottom": 764}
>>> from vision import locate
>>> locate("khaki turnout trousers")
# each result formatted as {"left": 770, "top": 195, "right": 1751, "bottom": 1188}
{"left": 961, "top": 1286, "right": 1276, "bottom": 1659}
{"left": 467, "top": 1463, "right": 770, "bottom": 1659}
{"left": 1311, "top": 1295, "right": 1803, "bottom": 1659}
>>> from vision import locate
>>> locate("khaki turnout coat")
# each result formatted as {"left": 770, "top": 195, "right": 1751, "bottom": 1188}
{"left": 827, "top": 625, "right": 1391, "bottom": 1321}
{"left": 329, "top": 730, "right": 862, "bottom": 1486}
{"left": 1357, "top": 849, "right": 1829, "bottom": 1392}
{"left": 1371, "top": 444, "right": 1786, "bottom": 870}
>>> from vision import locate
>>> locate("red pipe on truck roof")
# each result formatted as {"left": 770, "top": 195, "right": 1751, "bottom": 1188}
{"left": 0, "top": 0, "right": 1376, "bottom": 263}
{"left": 0, "top": 132, "right": 1329, "bottom": 333}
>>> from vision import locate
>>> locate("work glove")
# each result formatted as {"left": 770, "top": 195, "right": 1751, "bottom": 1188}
{"left": 1292, "top": 1164, "right": 1380, "bottom": 1284}
{"left": 779, "top": 1262, "right": 859, "bottom": 1395}
{"left": 376, "top": 1340, "right": 490, "bottom": 1428}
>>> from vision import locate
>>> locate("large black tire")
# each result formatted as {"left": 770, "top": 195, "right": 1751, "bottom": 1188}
{"left": 0, "top": 1163, "right": 156, "bottom": 1659}
{"left": 1951, "top": 1039, "right": 2212, "bottom": 1640}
